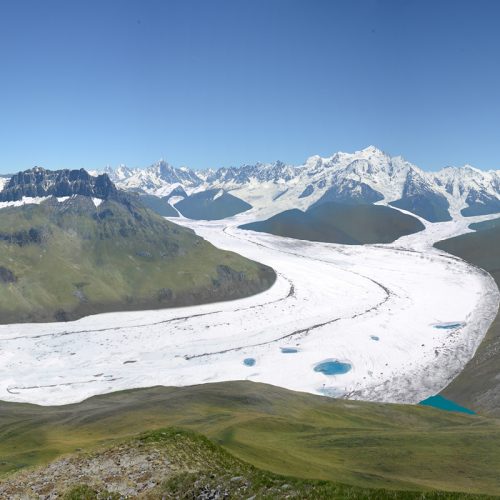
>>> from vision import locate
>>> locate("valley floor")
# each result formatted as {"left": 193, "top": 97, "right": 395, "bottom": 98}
{"left": 0, "top": 212, "right": 498, "bottom": 406}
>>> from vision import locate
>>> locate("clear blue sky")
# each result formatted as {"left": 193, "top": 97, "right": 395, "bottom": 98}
{"left": 1, "top": 0, "right": 500, "bottom": 173}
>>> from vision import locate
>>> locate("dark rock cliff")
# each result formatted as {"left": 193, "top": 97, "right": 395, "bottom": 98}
{"left": 0, "top": 167, "right": 118, "bottom": 202}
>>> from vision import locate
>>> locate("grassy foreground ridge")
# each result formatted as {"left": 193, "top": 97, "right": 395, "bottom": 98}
{"left": 0, "top": 381, "right": 499, "bottom": 496}
{"left": 1, "top": 428, "right": 495, "bottom": 499}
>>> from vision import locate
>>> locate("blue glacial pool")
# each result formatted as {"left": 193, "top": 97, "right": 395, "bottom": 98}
{"left": 243, "top": 358, "right": 256, "bottom": 367}
{"left": 314, "top": 360, "right": 352, "bottom": 375}
{"left": 419, "top": 395, "right": 475, "bottom": 415}
{"left": 281, "top": 347, "right": 299, "bottom": 353}
{"left": 434, "top": 322, "right": 464, "bottom": 330}
{"left": 370, "top": 335, "right": 380, "bottom": 341}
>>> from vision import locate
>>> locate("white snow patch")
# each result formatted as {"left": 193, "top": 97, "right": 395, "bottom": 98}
{"left": 168, "top": 196, "right": 184, "bottom": 206}
{"left": 0, "top": 197, "right": 51, "bottom": 210}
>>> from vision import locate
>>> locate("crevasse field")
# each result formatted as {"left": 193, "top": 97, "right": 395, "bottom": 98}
{"left": 0, "top": 211, "right": 498, "bottom": 406}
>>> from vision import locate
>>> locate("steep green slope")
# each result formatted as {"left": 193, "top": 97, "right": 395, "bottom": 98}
{"left": 240, "top": 203, "right": 425, "bottom": 245}
{"left": 435, "top": 228, "right": 500, "bottom": 417}
{"left": 0, "top": 382, "right": 499, "bottom": 495}
{"left": 175, "top": 189, "right": 252, "bottom": 220}
{"left": 0, "top": 196, "right": 275, "bottom": 323}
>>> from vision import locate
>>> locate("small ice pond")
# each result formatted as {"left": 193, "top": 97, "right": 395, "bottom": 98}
{"left": 280, "top": 347, "right": 299, "bottom": 353}
{"left": 433, "top": 322, "right": 465, "bottom": 330}
{"left": 314, "top": 360, "right": 352, "bottom": 375}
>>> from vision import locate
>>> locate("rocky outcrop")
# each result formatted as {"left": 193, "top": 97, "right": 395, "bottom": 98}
{"left": 0, "top": 167, "right": 117, "bottom": 202}
{"left": 0, "top": 227, "right": 46, "bottom": 246}
{"left": 0, "top": 266, "right": 16, "bottom": 283}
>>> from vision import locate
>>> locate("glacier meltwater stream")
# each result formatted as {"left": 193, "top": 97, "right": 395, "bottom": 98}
{"left": 0, "top": 212, "right": 498, "bottom": 405}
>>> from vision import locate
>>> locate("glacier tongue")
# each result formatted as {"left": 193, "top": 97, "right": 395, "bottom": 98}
{"left": 0, "top": 210, "right": 498, "bottom": 406}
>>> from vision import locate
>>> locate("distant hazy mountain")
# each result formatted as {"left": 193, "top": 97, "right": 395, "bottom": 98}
{"left": 138, "top": 193, "right": 179, "bottom": 217}
{"left": 240, "top": 203, "right": 425, "bottom": 245}
{"left": 468, "top": 217, "right": 500, "bottom": 232}
{"left": 0, "top": 168, "right": 275, "bottom": 323}
{"left": 98, "top": 160, "right": 203, "bottom": 197}
{"left": 175, "top": 189, "right": 252, "bottom": 220}
{"left": 96, "top": 147, "right": 500, "bottom": 221}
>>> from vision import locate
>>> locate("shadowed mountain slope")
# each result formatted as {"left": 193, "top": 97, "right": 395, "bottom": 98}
{"left": 138, "top": 193, "right": 179, "bottom": 216}
{"left": 389, "top": 192, "right": 452, "bottom": 222}
{"left": 469, "top": 217, "right": 500, "bottom": 232}
{"left": 435, "top": 228, "right": 500, "bottom": 417}
{"left": 175, "top": 189, "right": 252, "bottom": 220}
{"left": 240, "top": 203, "right": 425, "bottom": 245}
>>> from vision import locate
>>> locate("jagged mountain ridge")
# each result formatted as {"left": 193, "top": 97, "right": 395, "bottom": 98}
{"left": 94, "top": 147, "right": 500, "bottom": 221}
{"left": 97, "top": 160, "right": 202, "bottom": 197}
{"left": 0, "top": 167, "right": 118, "bottom": 202}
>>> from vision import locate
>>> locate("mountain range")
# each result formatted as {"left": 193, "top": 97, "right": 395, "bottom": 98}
{"left": 92, "top": 146, "right": 500, "bottom": 222}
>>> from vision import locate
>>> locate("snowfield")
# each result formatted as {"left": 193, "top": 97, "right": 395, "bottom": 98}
{"left": 0, "top": 212, "right": 498, "bottom": 406}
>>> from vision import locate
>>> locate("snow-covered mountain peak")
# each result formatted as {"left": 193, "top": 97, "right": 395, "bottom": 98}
{"left": 304, "top": 155, "right": 329, "bottom": 174}
{"left": 462, "top": 164, "right": 482, "bottom": 172}
{"left": 357, "top": 145, "right": 387, "bottom": 157}
{"left": 101, "top": 159, "right": 203, "bottom": 195}
{"left": 435, "top": 164, "right": 492, "bottom": 187}
{"left": 113, "top": 164, "right": 134, "bottom": 181}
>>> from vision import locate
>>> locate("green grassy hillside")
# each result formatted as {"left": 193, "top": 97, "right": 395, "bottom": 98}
{"left": 240, "top": 202, "right": 425, "bottom": 244}
{"left": 0, "top": 428, "right": 494, "bottom": 499}
{"left": 0, "top": 382, "right": 499, "bottom": 496}
{"left": 435, "top": 228, "right": 500, "bottom": 417}
{"left": 0, "top": 196, "right": 275, "bottom": 323}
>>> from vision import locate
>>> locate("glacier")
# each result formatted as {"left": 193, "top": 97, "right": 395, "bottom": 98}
{"left": 0, "top": 210, "right": 498, "bottom": 406}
